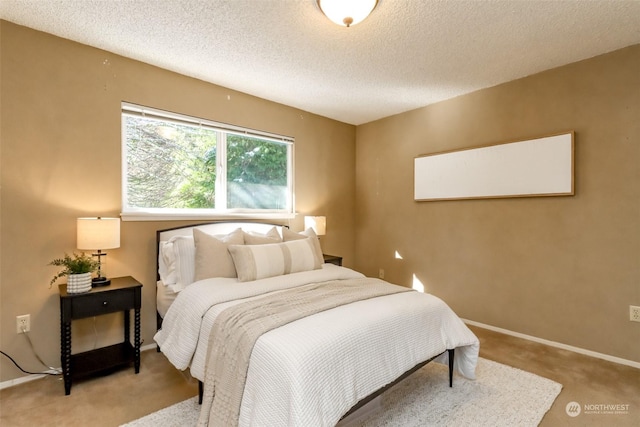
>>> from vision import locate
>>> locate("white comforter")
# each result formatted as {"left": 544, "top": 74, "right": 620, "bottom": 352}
{"left": 154, "top": 265, "right": 479, "bottom": 426}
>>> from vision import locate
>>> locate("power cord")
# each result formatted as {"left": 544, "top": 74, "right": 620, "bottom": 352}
{"left": 21, "top": 326, "right": 62, "bottom": 374}
{"left": 0, "top": 350, "right": 60, "bottom": 376}
{"left": 3, "top": 324, "right": 144, "bottom": 377}
{"left": 0, "top": 325, "right": 62, "bottom": 376}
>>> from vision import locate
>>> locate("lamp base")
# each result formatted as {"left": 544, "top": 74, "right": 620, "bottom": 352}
{"left": 92, "top": 277, "right": 111, "bottom": 287}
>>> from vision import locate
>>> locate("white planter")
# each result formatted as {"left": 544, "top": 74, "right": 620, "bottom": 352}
{"left": 66, "top": 272, "right": 92, "bottom": 294}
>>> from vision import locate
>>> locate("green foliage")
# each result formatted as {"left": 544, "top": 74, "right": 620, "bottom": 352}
{"left": 125, "top": 116, "right": 217, "bottom": 209}
{"left": 124, "top": 115, "right": 288, "bottom": 210}
{"left": 226, "top": 135, "right": 288, "bottom": 209}
{"left": 48, "top": 252, "right": 99, "bottom": 288}
{"left": 226, "top": 135, "right": 287, "bottom": 185}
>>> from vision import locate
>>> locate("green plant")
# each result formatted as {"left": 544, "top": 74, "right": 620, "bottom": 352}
{"left": 49, "top": 252, "right": 99, "bottom": 288}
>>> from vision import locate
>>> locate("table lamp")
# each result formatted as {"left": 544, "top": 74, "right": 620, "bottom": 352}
{"left": 304, "top": 216, "right": 326, "bottom": 236}
{"left": 77, "top": 217, "right": 120, "bottom": 286}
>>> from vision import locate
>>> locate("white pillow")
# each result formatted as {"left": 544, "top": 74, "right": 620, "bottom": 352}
{"left": 282, "top": 227, "right": 324, "bottom": 266}
{"left": 228, "top": 239, "right": 321, "bottom": 282}
{"left": 194, "top": 228, "right": 244, "bottom": 281}
{"left": 243, "top": 227, "right": 282, "bottom": 245}
{"left": 170, "top": 235, "right": 196, "bottom": 291}
{"left": 158, "top": 240, "right": 177, "bottom": 285}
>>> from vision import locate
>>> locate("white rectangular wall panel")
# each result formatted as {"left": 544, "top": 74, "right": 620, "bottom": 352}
{"left": 414, "top": 132, "right": 574, "bottom": 201}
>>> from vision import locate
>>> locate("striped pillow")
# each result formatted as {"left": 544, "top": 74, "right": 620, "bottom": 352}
{"left": 228, "top": 239, "right": 321, "bottom": 282}
{"left": 281, "top": 227, "right": 324, "bottom": 266}
{"left": 169, "top": 236, "right": 196, "bottom": 291}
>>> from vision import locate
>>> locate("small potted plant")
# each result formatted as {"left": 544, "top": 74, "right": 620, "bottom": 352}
{"left": 49, "top": 252, "right": 99, "bottom": 293}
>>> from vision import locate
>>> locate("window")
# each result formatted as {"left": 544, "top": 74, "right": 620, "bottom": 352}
{"left": 121, "top": 103, "right": 294, "bottom": 220}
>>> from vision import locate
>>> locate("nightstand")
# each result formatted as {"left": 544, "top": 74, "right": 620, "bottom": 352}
{"left": 323, "top": 254, "right": 343, "bottom": 266}
{"left": 59, "top": 276, "right": 142, "bottom": 395}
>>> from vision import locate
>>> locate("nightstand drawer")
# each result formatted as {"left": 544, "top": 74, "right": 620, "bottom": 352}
{"left": 72, "top": 289, "right": 135, "bottom": 318}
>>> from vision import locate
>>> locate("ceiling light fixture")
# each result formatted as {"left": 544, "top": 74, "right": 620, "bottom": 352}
{"left": 317, "top": 0, "right": 378, "bottom": 27}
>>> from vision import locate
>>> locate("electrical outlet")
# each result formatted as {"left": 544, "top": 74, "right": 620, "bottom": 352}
{"left": 630, "top": 306, "right": 640, "bottom": 323}
{"left": 16, "top": 314, "right": 30, "bottom": 333}
{"left": 379, "top": 269, "right": 385, "bottom": 279}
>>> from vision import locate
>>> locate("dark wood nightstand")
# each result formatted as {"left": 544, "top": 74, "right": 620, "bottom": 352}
{"left": 59, "top": 276, "right": 142, "bottom": 395}
{"left": 323, "top": 254, "right": 343, "bottom": 266}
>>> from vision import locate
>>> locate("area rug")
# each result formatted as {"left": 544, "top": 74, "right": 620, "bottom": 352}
{"left": 122, "top": 357, "right": 561, "bottom": 427}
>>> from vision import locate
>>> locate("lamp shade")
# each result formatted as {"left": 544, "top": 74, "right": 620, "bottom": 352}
{"left": 317, "top": 0, "right": 378, "bottom": 27}
{"left": 77, "top": 217, "right": 120, "bottom": 250}
{"left": 304, "top": 216, "right": 326, "bottom": 236}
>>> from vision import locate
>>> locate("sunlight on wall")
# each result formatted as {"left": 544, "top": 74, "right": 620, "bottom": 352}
{"left": 394, "top": 250, "right": 403, "bottom": 259}
{"left": 412, "top": 274, "right": 425, "bottom": 292}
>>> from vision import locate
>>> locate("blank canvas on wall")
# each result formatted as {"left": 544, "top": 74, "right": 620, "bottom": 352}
{"left": 414, "top": 132, "right": 574, "bottom": 201}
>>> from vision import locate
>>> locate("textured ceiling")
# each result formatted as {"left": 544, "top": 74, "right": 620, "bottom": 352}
{"left": 1, "top": 0, "right": 639, "bottom": 125}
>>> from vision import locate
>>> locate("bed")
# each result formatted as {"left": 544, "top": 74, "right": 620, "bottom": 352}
{"left": 153, "top": 222, "right": 479, "bottom": 426}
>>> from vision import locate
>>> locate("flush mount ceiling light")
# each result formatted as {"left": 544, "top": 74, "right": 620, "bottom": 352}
{"left": 317, "top": 0, "right": 378, "bottom": 27}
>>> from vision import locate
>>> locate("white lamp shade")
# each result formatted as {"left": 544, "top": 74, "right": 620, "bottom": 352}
{"left": 318, "top": 0, "right": 378, "bottom": 27}
{"left": 304, "top": 216, "right": 326, "bottom": 236}
{"left": 77, "top": 217, "right": 121, "bottom": 250}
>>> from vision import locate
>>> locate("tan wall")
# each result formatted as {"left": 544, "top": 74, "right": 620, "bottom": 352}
{"left": 355, "top": 45, "right": 640, "bottom": 362}
{"left": 1, "top": 19, "right": 637, "bottom": 386}
{"left": 0, "top": 21, "right": 356, "bottom": 382}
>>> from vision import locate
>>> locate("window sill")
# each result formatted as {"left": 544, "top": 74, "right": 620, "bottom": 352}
{"left": 120, "top": 211, "right": 296, "bottom": 222}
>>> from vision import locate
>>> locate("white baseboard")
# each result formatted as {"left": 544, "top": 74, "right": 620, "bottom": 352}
{"left": 0, "top": 373, "right": 44, "bottom": 390}
{"left": 141, "top": 343, "right": 158, "bottom": 352}
{"left": 0, "top": 343, "right": 159, "bottom": 390}
{"left": 463, "top": 319, "right": 640, "bottom": 370}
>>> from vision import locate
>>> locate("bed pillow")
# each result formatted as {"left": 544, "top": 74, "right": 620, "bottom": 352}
{"left": 158, "top": 240, "right": 178, "bottom": 285}
{"left": 228, "top": 238, "right": 322, "bottom": 282}
{"left": 243, "top": 226, "right": 282, "bottom": 245}
{"left": 169, "top": 235, "right": 196, "bottom": 291}
{"left": 194, "top": 228, "right": 244, "bottom": 281}
{"left": 281, "top": 226, "right": 306, "bottom": 242}
{"left": 282, "top": 227, "right": 324, "bottom": 266}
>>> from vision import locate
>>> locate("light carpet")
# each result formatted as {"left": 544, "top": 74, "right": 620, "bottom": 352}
{"left": 122, "top": 357, "right": 561, "bottom": 427}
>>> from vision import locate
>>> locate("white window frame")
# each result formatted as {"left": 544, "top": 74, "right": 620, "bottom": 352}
{"left": 120, "top": 102, "right": 295, "bottom": 221}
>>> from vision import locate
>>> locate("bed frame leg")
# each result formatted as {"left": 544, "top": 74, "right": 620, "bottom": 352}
{"left": 199, "top": 381, "right": 204, "bottom": 404}
{"left": 156, "top": 312, "right": 163, "bottom": 352}
{"left": 448, "top": 348, "right": 454, "bottom": 387}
